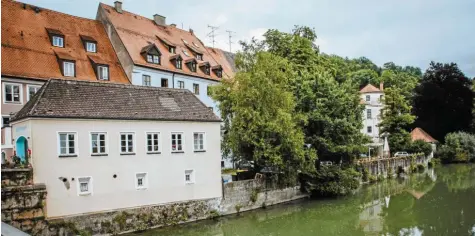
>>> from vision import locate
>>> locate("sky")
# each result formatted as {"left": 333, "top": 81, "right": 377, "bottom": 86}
{"left": 18, "top": 0, "right": 475, "bottom": 77}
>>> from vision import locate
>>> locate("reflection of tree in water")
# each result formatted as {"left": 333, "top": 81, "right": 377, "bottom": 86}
{"left": 438, "top": 164, "right": 475, "bottom": 192}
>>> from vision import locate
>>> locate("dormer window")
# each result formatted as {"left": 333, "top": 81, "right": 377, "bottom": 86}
{"left": 170, "top": 54, "right": 183, "bottom": 70}
{"left": 176, "top": 59, "right": 182, "bottom": 69}
{"left": 63, "top": 61, "right": 75, "bottom": 77}
{"left": 199, "top": 62, "right": 211, "bottom": 75}
{"left": 97, "top": 65, "right": 109, "bottom": 81}
{"left": 86, "top": 42, "right": 96, "bottom": 52}
{"left": 47, "top": 28, "right": 65, "bottom": 48}
{"left": 88, "top": 55, "right": 110, "bottom": 81}
{"left": 80, "top": 35, "right": 98, "bottom": 53}
{"left": 53, "top": 36, "right": 64, "bottom": 47}
{"left": 212, "top": 65, "right": 223, "bottom": 78}
{"left": 141, "top": 44, "right": 161, "bottom": 65}
{"left": 185, "top": 58, "right": 197, "bottom": 72}
{"left": 196, "top": 54, "right": 203, "bottom": 61}
{"left": 169, "top": 47, "right": 176, "bottom": 54}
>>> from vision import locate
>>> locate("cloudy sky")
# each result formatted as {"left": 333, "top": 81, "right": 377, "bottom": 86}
{"left": 20, "top": 0, "right": 475, "bottom": 77}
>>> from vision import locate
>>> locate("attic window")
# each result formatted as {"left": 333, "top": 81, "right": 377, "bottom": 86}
{"left": 183, "top": 49, "right": 190, "bottom": 57}
{"left": 81, "top": 35, "right": 97, "bottom": 53}
{"left": 63, "top": 61, "right": 75, "bottom": 77}
{"left": 212, "top": 65, "right": 223, "bottom": 78}
{"left": 169, "top": 46, "right": 176, "bottom": 54}
{"left": 86, "top": 42, "right": 96, "bottom": 53}
{"left": 186, "top": 59, "right": 197, "bottom": 72}
{"left": 199, "top": 63, "right": 210, "bottom": 75}
{"left": 46, "top": 28, "right": 64, "bottom": 47}
{"left": 196, "top": 54, "right": 203, "bottom": 61}
{"left": 176, "top": 58, "right": 182, "bottom": 69}
{"left": 97, "top": 65, "right": 109, "bottom": 81}
{"left": 53, "top": 36, "right": 64, "bottom": 47}
{"left": 141, "top": 44, "right": 161, "bottom": 65}
{"left": 192, "top": 42, "right": 200, "bottom": 48}
{"left": 182, "top": 39, "right": 189, "bottom": 44}
{"left": 147, "top": 54, "right": 160, "bottom": 64}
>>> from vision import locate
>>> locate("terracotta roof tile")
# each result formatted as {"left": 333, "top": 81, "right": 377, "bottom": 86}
{"left": 13, "top": 79, "right": 221, "bottom": 122}
{"left": 360, "top": 84, "right": 382, "bottom": 93}
{"left": 411, "top": 128, "right": 438, "bottom": 143}
{"left": 1, "top": 0, "right": 129, "bottom": 83}
{"left": 100, "top": 3, "right": 235, "bottom": 81}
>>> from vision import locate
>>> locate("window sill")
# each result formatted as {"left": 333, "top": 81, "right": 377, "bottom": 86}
{"left": 136, "top": 187, "right": 148, "bottom": 190}
{"left": 194, "top": 150, "right": 206, "bottom": 153}
{"left": 4, "top": 102, "right": 22, "bottom": 105}
{"left": 78, "top": 192, "right": 92, "bottom": 196}
{"left": 91, "top": 153, "right": 108, "bottom": 157}
{"left": 171, "top": 151, "right": 185, "bottom": 154}
{"left": 59, "top": 154, "right": 78, "bottom": 158}
{"left": 120, "top": 153, "right": 136, "bottom": 156}
{"left": 147, "top": 152, "right": 161, "bottom": 155}
{"left": 185, "top": 182, "right": 195, "bottom": 185}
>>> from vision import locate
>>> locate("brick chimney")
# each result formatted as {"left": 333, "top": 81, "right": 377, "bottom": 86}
{"left": 153, "top": 14, "right": 166, "bottom": 26}
{"left": 189, "top": 28, "right": 194, "bottom": 35}
{"left": 114, "top": 1, "right": 122, "bottom": 13}
{"left": 170, "top": 23, "right": 177, "bottom": 28}
{"left": 380, "top": 81, "right": 384, "bottom": 91}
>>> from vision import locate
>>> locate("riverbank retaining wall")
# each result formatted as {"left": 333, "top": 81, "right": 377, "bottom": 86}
{"left": 361, "top": 154, "right": 432, "bottom": 177}
{"left": 1, "top": 174, "right": 306, "bottom": 235}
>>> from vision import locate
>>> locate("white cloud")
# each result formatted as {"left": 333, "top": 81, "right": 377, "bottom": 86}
{"left": 215, "top": 14, "right": 228, "bottom": 25}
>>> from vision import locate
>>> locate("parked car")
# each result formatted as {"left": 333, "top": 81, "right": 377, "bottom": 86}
{"left": 394, "top": 151, "right": 410, "bottom": 157}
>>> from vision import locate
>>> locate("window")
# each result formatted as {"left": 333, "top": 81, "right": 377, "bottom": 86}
{"left": 97, "top": 65, "right": 109, "bottom": 81}
{"left": 52, "top": 35, "right": 64, "bottom": 47}
{"left": 147, "top": 54, "right": 160, "bottom": 64}
{"left": 77, "top": 177, "right": 92, "bottom": 196}
{"left": 143, "top": 75, "right": 151, "bottom": 86}
{"left": 171, "top": 132, "right": 184, "bottom": 152}
{"left": 193, "top": 84, "right": 199, "bottom": 95}
{"left": 27, "top": 85, "right": 41, "bottom": 101}
{"left": 58, "top": 132, "right": 77, "bottom": 156}
{"left": 182, "top": 49, "right": 190, "bottom": 57}
{"left": 204, "top": 66, "right": 210, "bottom": 75}
{"left": 120, "top": 132, "right": 135, "bottom": 154}
{"left": 91, "top": 132, "right": 107, "bottom": 155}
{"left": 185, "top": 170, "right": 194, "bottom": 184}
{"left": 161, "top": 79, "right": 168, "bottom": 88}
{"left": 190, "top": 62, "right": 197, "bottom": 72}
{"left": 367, "top": 109, "right": 372, "bottom": 119}
{"left": 196, "top": 54, "right": 203, "bottom": 60}
{"left": 176, "top": 59, "right": 182, "bottom": 69}
{"left": 146, "top": 132, "right": 160, "bottom": 153}
{"left": 63, "top": 61, "right": 75, "bottom": 77}
{"left": 135, "top": 173, "right": 148, "bottom": 190}
{"left": 147, "top": 54, "right": 153, "bottom": 63}
{"left": 379, "top": 95, "right": 384, "bottom": 102}
{"left": 2, "top": 117, "right": 10, "bottom": 127}
{"left": 86, "top": 42, "right": 96, "bottom": 52}
{"left": 366, "top": 95, "right": 370, "bottom": 102}
{"left": 216, "top": 69, "right": 222, "bottom": 78}
{"left": 207, "top": 86, "right": 212, "bottom": 96}
{"left": 367, "top": 126, "right": 372, "bottom": 133}
{"left": 4, "top": 83, "right": 21, "bottom": 103}
{"left": 193, "top": 132, "right": 205, "bottom": 151}
{"left": 178, "top": 81, "right": 185, "bottom": 89}
{"left": 169, "top": 47, "right": 176, "bottom": 54}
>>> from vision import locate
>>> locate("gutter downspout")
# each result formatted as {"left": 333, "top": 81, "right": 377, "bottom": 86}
{"left": 172, "top": 72, "right": 175, "bottom": 88}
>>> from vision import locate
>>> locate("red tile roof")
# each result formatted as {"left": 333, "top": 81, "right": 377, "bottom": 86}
{"left": 411, "top": 128, "right": 438, "bottom": 143}
{"left": 360, "top": 84, "right": 382, "bottom": 93}
{"left": 100, "top": 3, "right": 235, "bottom": 81}
{"left": 1, "top": 0, "right": 129, "bottom": 83}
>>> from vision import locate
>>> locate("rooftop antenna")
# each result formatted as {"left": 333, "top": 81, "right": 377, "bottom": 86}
{"left": 226, "top": 30, "right": 236, "bottom": 52}
{"left": 207, "top": 25, "right": 219, "bottom": 48}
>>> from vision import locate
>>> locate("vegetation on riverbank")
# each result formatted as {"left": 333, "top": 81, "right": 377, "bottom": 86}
{"left": 436, "top": 132, "right": 475, "bottom": 163}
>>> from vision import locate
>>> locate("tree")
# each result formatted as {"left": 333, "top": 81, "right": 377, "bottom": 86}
{"left": 413, "top": 62, "right": 474, "bottom": 141}
{"left": 436, "top": 132, "right": 475, "bottom": 163}
{"left": 212, "top": 51, "right": 316, "bottom": 181}
{"left": 379, "top": 87, "right": 415, "bottom": 152}
{"left": 409, "top": 140, "right": 433, "bottom": 156}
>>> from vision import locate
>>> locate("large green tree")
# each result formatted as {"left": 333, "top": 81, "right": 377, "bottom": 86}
{"left": 413, "top": 62, "right": 474, "bottom": 141}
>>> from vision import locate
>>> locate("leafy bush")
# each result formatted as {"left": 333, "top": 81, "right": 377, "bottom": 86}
{"left": 300, "top": 166, "right": 361, "bottom": 197}
{"left": 409, "top": 140, "right": 433, "bottom": 156}
{"left": 436, "top": 132, "right": 475, "bottom": 163}
{"left": 368, "top": 175, "right": 378, "bottom": 183}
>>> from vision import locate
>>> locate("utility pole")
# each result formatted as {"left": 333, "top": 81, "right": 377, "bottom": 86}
{"left": 226, "top": 30, "right": 235, "bottom": 52}
{"left": 207, "top": 25, "right": 219, "bottom": 48}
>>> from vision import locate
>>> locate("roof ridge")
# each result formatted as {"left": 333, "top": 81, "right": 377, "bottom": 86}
{"left": 13, "top": 0, "right": 98, "bottom": 22}
{"left": 48, "top": 78, "right": 192, "bottom": 92}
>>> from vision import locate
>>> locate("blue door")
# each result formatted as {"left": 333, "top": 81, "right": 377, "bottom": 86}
{"left": 16, "top": 136, "right": 28, "bottom": 162}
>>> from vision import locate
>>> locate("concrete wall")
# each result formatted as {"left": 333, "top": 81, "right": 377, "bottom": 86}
{"left": 12, "top": 118, "right": 222, "bottom": 218}
{"left": 361, "top": 154, "right": 432, "bottom": 178}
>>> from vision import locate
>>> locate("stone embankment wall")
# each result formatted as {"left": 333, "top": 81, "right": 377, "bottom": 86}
{"left": 1, "top": 173, "right": 306, "bottom": 235}
{"left": 360, "top": 154, "right": 431, "bottom": 177}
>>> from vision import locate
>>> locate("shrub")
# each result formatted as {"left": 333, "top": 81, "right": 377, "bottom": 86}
{"left": 300, "top": 166, "right": 361, "bottom": 197}
{"left": 235, "top": 204, "right": 242, "bottom": 214}
{"left": 250, "top": 189, "right": 259, "bottom": 203}
{"left": 437, "top": 132, "right": 475, "bottom": 163}
{"left": 409, "top": 140, "right": 433, "bottom": 156}
{"left": 368, "top": 175, "right": 377, "bottom": 183}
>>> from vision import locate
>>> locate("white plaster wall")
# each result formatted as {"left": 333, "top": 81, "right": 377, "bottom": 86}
{"left": 18, "top": 118, "right": 222, "bottom": 218}
{"left": 131, "top": 66, "right": 220, "bottom": 117}
{"left": 361, "top": 92, "right": 384, "bottom": 142}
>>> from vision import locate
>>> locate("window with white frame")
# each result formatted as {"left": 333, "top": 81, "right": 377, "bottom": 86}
{"left": 147, "top": 54, "right": 160, "bottom": 64}
{"left": 91, "top": 132, "right": 107, "bottom": 155}
{"left": 52, "top": 35, "right": 64, "bottom": 47}
{"left": 193, "top": 132, "right": 205, "bottom": 151}
{"left": 4, "top": 83, "right": 21, "bottom": 103}
{"left": 86, "top": 42, "right": 96, "bottom": 52}
{"left": 178, "top": 81, "right": 185, "bottom": 89}
{"left": 135, "top": 173, "right": 148, "bottom": 189}
{"left": 367, "top": 126, "right": 372, "bottom": 133}
{"left": 77, "top": 177, "right": 92, "bottom": 195}
{"left": 366, "top": 109, "right": 372, "bottom": 119}
{"left": 366, "top": 95, "right": 370, "bottom": 102}
{"left": 171, "top": 132, "right": 183, "bottom": 152}
{"left": 193, "top": 84, "right": 199, "bottom": 95}
{"left": 27, "top": 85, "right": 41, "bottom": 101}
{"left": 185, "top": 170, "right": 194, "bottom": 184}
{"left": 120, "top": 132, "right": 135, "bottom": 154}
{"left": 63, "top": 61, "right": 75, "bottom": 77}
{"left": 146, "top": 132, "right": 160, "bottom": 153}
{"left": 58, "top": 132, "right": 77, "bottom": 156}
{"left": 143, "top": 75, "right": 151, "bottom": 86}
{"left": 97, "top": 65, "right": 109, "bottom": 80}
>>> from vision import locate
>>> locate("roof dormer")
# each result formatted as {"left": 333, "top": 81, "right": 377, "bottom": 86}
{"left": 140, "top": 43, "right": 161, "bottom": 65}
{"left": 185, "top": 58, "right": 198, "bottom": 72}
{"left": 156, "top": 36, "right": 176, "bottom": 54}
{"left": 170, "top": 54, "right": 183, "bottom": 69}
{"left": 212, "top": 65, "right": 223, "bottom": 78}
{"left": 46, "top": 28, "right": 64, "bottom": 48}
{"left": 80, "top": 35, "right": 97, "bottom": 53}
{"left": 199, "top": 62, "right": 211, "bottom": 75}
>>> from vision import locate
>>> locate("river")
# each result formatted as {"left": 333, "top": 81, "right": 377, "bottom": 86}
{"left": 130, "top": 164, "right": 475, "bottom": 236}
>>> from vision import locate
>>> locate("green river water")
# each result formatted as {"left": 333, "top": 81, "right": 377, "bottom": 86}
{"left": 132, "top": 164, "right": 475, "bottom": 236}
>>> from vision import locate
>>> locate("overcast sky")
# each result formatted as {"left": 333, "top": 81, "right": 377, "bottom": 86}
{"left": 19, "top": 0, "right": 475, "bottom": 77}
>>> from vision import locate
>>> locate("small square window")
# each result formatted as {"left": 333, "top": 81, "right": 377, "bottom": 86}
{"left": 63, "top": 61, "right": 75, "bottom": 77}
{"left": 135, "top": 173, "right": 148, "bottom": 190}
{"left": 171, "top": 132, "right": 184, "bottom": 152}
{"left": 77, "top": 177, "right": 92, "bottom": 196}
{"left": 193, "top": 132, "right": 205, "bottom": 151}
{"left": 367, "top": 126, "right": 372, "bottom": 133}
{"left": 52, "top": 35, "right": 64, "bottom": 47}
{"left": 193, "top": 84, "right": 199, "bottom": 95}
{"left": 97, "top": 65, "right": 109, "bottom": 81}
{"left": 366, "top": 95, "right": 370, "bottom": 102}
{"left": 59, "top": 132, "right": 77, "bottom": 156}
{"left": 91, "top": 132, "right": 107, "bottom": 155}
{"left": 120, "top": 132, "right": 135, "bottom": 154}
{"left": 178, "top": 81, "right": 185, "bottom": 89}
{"left": 143, "top": 75, "right": 151, "bottom": 86}
{"left": 161, "top": 79, "right": 168, "bottom": 88}
{"left": 86, "top": 42, "right": 96, "bottom": 52}
{"left": 146, "top": 132, "right": 160, "bottom": 153}
{"left": 185, "top": 170, "right": 194, "bottom": 184}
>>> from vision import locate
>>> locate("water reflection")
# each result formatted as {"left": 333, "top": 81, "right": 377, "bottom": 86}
{"left": 130, "top": 164, "right": 475, "bottom": 236}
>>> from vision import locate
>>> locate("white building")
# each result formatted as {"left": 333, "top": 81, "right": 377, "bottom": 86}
{"left": 10, "top": 80, "right": 222, "bottom": 218}
{"left": 360, "top": 83, "right": 384, "bottom": 157}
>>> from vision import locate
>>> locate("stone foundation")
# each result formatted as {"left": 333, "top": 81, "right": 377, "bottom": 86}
{"left": 359, "top": 154, "right": 432, "bottom": 178}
